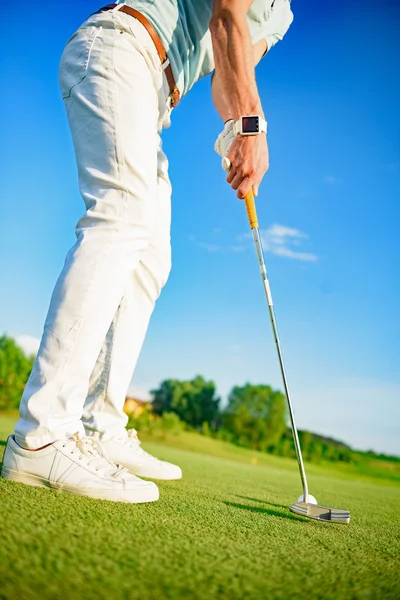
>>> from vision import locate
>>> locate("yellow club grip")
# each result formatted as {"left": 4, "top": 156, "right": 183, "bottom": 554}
{"left": 244, "top": 188, "right": 259, "bottom": 229}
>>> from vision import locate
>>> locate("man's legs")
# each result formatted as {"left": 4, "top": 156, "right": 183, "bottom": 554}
{"left": 80, "top": 132, "right": 181, "bottom": 481}
{"left": 14, "top": 10, "right": 166, "bottom": 449}
{"left": 83, "top": 148, "right": 172, "bottom": 438}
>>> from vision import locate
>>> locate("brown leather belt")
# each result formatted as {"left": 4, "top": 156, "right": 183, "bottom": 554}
{"left": 94, "top": 4, "right": 180, "bottom": 107}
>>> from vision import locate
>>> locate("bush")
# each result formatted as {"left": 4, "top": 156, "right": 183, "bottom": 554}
{"left": 127, "top": 404, "right": 153, "bottom": 433}
{"left": 0, "top": 336, "right": 35, "bottom": 410}
{"left": 214, "top": 428, "right": 235, "bottom": 444}
{"left": 127, "top": 409, "right": 184, "bottom": 438}
{"left": 158, "top": 411, "right": 184, "bottom": 436}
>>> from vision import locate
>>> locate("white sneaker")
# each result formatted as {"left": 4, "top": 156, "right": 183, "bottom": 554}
{"left": 98, "top": 429, "right": 182, "bottom": 481}
{"left": 1, "top": 433, "right": 159, "bottom": 504}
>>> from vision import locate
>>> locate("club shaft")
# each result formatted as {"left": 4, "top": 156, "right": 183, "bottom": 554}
{"left": 251, "top": 227, "right": 309, "bottom": 501}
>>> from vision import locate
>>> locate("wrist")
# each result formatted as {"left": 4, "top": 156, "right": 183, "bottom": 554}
{"left": 222, "top": 106, "right": 264, "bottom": 123}
{"left": 232, "top": 100, "right": 263, "bottom": 121}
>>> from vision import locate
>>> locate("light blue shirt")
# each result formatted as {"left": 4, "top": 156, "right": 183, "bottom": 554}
{"left": 117, "top": 1, "right": 294, "bottom": 97}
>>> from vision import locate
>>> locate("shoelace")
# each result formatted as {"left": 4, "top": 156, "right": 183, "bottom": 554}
{"left": 66, "top": 433, "right": 128, "bottom": 478}
{"left": 118, "top": 429, "right": 159, "bottom": 462}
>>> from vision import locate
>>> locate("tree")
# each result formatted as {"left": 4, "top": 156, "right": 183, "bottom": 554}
{"left": 223, "top": 383, "right": 287, "bottom": 451}
{"left": 152, "top": 376, "right": 220, "bottom": 429}
{"left": 0, "top": 336, "right": 35, "bottom": 410}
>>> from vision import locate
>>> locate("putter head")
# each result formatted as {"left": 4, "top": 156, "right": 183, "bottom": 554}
{"left": 290, "top": 501, "right": 350, "bottom": 524}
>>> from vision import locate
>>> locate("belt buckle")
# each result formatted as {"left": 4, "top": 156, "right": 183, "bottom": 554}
{"left": 169, "top": 87, "right": 180, "bottom": 108}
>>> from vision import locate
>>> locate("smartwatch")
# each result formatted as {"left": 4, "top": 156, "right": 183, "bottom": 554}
{"left": 233, "top": 115, "right": 267, "bottom": 136}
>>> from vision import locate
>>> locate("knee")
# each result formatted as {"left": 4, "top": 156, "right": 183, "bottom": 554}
{"left": 150, "top": 242, "right": 172, "bottom": 296}
{"left": 76, "top": 215, "right": 155, "bottom": 243}
{"left": 158, "top": 245, "right": 172, "bottom": 290}
{"left": 76, "top": 191, "right": 157, "bottom": 247}
{"left": 137, "top": 241, "right": 172, "bottom": 301}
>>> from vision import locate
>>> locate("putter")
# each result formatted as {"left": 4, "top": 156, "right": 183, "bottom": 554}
{"left": 222, "top": 157, "right": 350, "bottom": 524}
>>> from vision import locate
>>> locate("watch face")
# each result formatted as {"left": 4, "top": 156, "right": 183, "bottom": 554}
{"left": 242, "top": 116, "right": 259, "bottom": 134}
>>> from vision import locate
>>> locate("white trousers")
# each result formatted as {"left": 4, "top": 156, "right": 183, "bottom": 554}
{"left": 15, "top": 6, "right": 173, "bottom": 448}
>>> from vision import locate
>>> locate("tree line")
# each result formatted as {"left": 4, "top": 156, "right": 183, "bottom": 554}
{"left": 150, "top": 376, "right": 356, "bottom": 463}
{"left": 1, "top": 335, "right": 398, "bottom": 466}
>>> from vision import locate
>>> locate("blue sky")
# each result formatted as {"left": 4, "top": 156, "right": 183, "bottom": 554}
{"left": 0, "top": 0, "right": 399, "bottom": 454}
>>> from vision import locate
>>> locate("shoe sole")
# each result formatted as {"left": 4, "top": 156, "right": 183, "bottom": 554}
{"left": 1, "top": 467, "right": 159, "bottom": 504}
{"left": 131, "top": 469, "right": 182, "bottom": 481}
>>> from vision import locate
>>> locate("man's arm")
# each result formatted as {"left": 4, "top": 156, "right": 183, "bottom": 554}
{"left": 211, "top": 39, "right": 267, "bottom": 120}
{"left": 210, "top": 1, "right": 269, "bottom": 197}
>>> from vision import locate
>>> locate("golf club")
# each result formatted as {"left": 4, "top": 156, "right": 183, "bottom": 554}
{"left": 222, "top": 156, "right": 350, "bottom": 524}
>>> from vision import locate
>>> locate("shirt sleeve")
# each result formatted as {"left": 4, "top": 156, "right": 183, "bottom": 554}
{"left": 264, "top": 0, "right": 294, "bottom": 51}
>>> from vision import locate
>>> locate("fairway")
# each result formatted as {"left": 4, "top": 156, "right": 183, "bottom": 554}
{"left": 1, "top": 414, "right": 399, "bottom": 600}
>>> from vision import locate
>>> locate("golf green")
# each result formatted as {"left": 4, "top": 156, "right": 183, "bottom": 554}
{"left": 0, "top": 413, "right": 399, "bottom": 600}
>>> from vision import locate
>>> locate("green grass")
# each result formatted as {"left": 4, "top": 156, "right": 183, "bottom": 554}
{"left": 1, "top": 413, "right": 399, "bottom": 600}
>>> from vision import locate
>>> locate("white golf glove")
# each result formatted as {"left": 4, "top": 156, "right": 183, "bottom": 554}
{"left": 214, "top": 119, "right": 235, "bottom": 158}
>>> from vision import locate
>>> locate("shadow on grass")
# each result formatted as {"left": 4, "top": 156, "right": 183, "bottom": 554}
{"left": 0, "top": 440, "right": 7, "bottom": 447}
{"left": 224, "top": 500, "right": 305, "bottom": 522}
{"left": 234, "top": 495, "right": 287, "bottom": 510}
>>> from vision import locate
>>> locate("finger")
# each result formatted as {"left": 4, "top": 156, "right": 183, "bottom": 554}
{"left": 226, "top": 166, "right": 237, "bottom": 184}
{"left": 237, "top": 177, "right": 254, "bottom": 199}
{"left": 226, "top": 151, "right": 237, "bottom": 180}
{"left": 253, "top": 178, "right": 261, "bottom": 197}
{"left": 230, "top": 171, "right": 244, "bottom": 191}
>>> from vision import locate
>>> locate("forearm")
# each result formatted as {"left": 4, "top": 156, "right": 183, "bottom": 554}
{"left": 210, "top": 6, "right": 263, "bottom": 122}
{"left": 211, "top": 38, "right": 267, "bottom": 122}
{"left": 211, "top": 75, "right": 231, "bottom": 123}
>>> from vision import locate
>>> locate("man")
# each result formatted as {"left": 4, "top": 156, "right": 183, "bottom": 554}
{"left": 2, "top": 1, "right": 293, "bottom": 503}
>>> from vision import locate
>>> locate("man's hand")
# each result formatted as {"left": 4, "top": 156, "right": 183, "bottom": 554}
{"left": 214, "top": 119, "right": 269, "bottom": 198}
{"left": 226, "top": 133, "right": 269, "bottom": 198}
